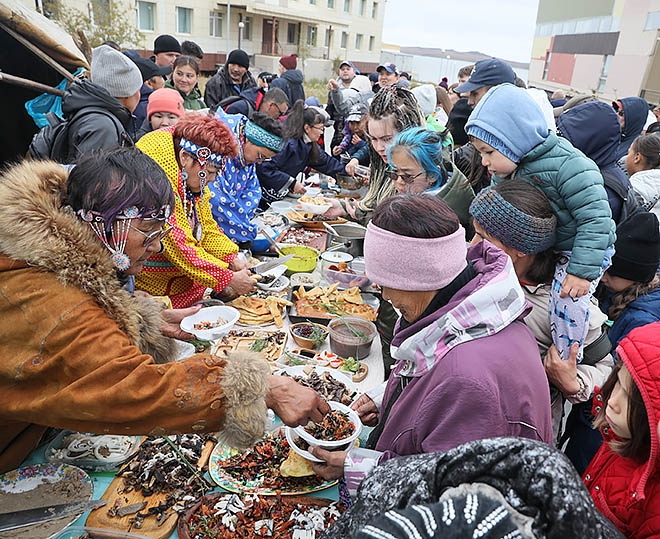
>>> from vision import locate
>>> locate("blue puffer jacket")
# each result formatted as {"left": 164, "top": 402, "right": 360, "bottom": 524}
{"left": 615, "top": 97, "right": 649, "bottom": 160}
{"left": 605, "top": 287, "right": 660, "bottom": 349}
{"left": 557, "top": 101, "right": 632, "bottom": 223}
{"left": 498, "top": 131, "right": 615, "bottom": 280}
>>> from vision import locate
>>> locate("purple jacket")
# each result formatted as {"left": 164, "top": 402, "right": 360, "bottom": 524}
{"left": 344, "top": 242, "right": 553, "bottom": 494}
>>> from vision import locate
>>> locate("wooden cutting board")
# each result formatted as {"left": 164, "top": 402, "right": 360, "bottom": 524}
{"left": 86, "top": 437, "right": 214, "bottom": 539}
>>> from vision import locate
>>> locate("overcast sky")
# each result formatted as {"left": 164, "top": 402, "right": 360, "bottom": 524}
{"left": 382, "top": 0, "right": 541, "bottom": 63}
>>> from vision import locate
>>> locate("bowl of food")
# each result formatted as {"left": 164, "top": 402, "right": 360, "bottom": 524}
{"left": 336, "top": 174, "right": 364, "bottom": 191}
{"left": 279, "top": 245, "right": 319, "bottom": 275}
{"left": 290, "top": 322, "right": 328, "bottom": 349}
{"left": 325, "top": 264, "right": 372, "bottom": 290}
{"left": 180, "top": 305, "right": 240, "bottom": 340}
{"left": 327, "top": 316, "right": 377, "bottom": 360}
{"left": 290, "top": 272, "right": 321, "bottom": 287}
{"left": 298, "top": 195, "right": 332, "bottom": 215}
{"left": 258, "top": 274, "right": 290, "bottom": 292}
{"left": 293, "top": 401, "right": 362, "bottom": 450}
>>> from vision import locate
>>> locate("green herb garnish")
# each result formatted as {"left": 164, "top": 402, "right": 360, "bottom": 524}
{"left": 284, "top": 350, "right": 308, "bottom": 366}
{"left": 250, "top": 338, "right": 267, "bottom": 352}
{"left": 340, "top": 356, "right": 360, "bottom": 373}
{"left": 187, "top": 339, "right": 213, "bottom": 352}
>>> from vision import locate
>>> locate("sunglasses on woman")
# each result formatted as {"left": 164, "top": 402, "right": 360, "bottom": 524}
{"left": 387, "top": 168, "right": 426, "bottom": 184}
{"left": 131, "top": 223, "right": 172, "bottom": 247}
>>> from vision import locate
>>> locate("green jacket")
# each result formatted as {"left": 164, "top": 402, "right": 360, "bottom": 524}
{"left": 165, "top": 80, "right": 205, "bottom": 111}
{"left": 492, "top": 132, "right": 615, "bottom": 281}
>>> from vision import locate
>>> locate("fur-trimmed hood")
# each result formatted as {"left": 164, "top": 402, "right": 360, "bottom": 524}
{"left": 0, "top": 159, "right": 176, "bottom": 363}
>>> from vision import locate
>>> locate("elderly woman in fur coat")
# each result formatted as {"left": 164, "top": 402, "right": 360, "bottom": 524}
{"left": 0, "top": 149, "right": 328, "bottom": 474}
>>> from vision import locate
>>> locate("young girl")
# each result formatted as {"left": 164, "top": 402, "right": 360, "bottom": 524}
{"left": 583, "top": 322, "right": 660, "bottom": 538}
{"left": 135, "top": 87, "right": 184, "bottom": 140}
{"left": 166, "top": 55, "right": 205, "bottom": 110}
{"left": 465, "top": 83, "right": 616, "bottom": 365}
{"left": 627, "top": 133, "right": 660, "bottom": 220}
{"left": 600, "top": 212, "right": 660, "bottom": 349}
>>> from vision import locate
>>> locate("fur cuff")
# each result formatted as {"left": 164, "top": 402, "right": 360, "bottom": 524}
{"left": 218, "top": 351, "right": 270, "bottom": 449}
{"left": 133, "top": 295, "right": 178, "bottom": 364}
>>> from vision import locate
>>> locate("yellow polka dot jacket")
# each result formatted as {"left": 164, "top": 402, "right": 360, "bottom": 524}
{"left": 135, "top": 127, "right": 239, "bottom": 308}
{"left": 0, "top": 160, "right": 270, "bottom": 474}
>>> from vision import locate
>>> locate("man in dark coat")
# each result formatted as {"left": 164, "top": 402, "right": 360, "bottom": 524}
{"left": 222, "top": 87, "right": 289, "bottom": 120}
{"left": 322, "top": 437, "right": 624, "bottom": 539}
{"left": 128, "top": 56, "right": 171, "bottom": 133}
{"left": 204, "top": 49, "right": 257, "bottom": 108}
{"left": 60, "top": 45, "right": 141, "bottom": 162}
{"left": 613, "top": 96, "right": 650, "bottom": 160}
{"left": 271, "top": 53, "right": 305, "bottom": 105}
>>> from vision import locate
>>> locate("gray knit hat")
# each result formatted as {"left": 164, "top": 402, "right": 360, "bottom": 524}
{"left": 91, "top": 45, "right": 143, "bottom": 98}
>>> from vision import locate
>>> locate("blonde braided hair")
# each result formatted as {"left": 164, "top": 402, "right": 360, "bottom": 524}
{"left": 358, "top": 86, "right": 425, "bottom": 212}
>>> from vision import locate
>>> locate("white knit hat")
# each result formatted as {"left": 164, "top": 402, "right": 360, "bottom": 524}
{"left": 91, "top": 45, "right": 143, "bottom": 98}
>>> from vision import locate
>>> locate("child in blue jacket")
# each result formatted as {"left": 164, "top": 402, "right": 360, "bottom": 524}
{"left": 466, "top": 83, "right": 616, "bottom": 364}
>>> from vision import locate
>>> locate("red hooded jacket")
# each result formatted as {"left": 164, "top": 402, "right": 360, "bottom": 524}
{"left": 583, "top": 322, "right": 660, "bottom": 538}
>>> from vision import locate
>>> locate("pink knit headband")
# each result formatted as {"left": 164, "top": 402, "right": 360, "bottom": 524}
{"left": 365, "top": 222, "right": 468, "bottom": 291}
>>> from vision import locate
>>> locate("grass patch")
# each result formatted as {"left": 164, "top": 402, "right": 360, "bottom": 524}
{"left": 304, "top": 78, "right": 330, "bottom": 105}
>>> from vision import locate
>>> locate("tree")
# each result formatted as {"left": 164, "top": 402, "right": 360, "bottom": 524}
{"left": 42, "top": 0, "right": 144, "bottom": 49}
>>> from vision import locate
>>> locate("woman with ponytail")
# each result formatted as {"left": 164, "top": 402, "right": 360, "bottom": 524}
{"left": 256, "top": 99, "right": 348, "bottom": 205}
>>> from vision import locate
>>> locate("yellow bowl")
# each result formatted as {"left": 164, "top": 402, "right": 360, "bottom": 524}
{"left": 279, "top": 245, "right": 319, "bottom": 275}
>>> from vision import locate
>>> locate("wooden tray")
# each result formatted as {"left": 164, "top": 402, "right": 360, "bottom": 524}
{"left": 211, "top": 329, "right": 287, "bottom": 364}
{"left": 285, "top": 211, "right": 347, "bottom": 229}
{"left": 178, "top": 492, "right": 343, "bottom": 539}
{"left": 287, "top": 285, "right": 380, "bottom": 325}
{"left": 85, "top": 437, "right": 215, "bottom": 539}
{"left": 276, "top": 226, "right": 329, "bottom": 252}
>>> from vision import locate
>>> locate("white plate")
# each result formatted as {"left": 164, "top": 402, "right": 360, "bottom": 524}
{"left": 174, "top": 340, "right": 196, "bottom": 359}
{"left": 180, "top": 306, "right": 240, "bottom": 340}
{"left": 285, "top": 426, "right": 324, "bottom": 463}
{"left": 298, "top": 201, "right": 332, "bottom": 215}
{"left": 294, "top": 401, "right": 362, "bottom": 449}
{"left": 269, "top": 201, "right": 295, "bottom": 214}
{"left": 258, "top": 275, "right": 290, "bottom": 292}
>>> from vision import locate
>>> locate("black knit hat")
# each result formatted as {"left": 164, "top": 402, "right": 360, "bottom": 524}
{"left": 227, "top": 49, "right": 250, "bottom": 69}
{"left": 154, "top": 35, "right": 181, "bottom": 54}
{"left": 609, "top": 212, "right": 660, "bottom": 283}
{"left": 357, "top": 490, "right": 525, "bottom": 538}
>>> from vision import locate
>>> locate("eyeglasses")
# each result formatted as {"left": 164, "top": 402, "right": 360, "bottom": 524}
{"left": 131, "top": 223, "right": 172, "bottom": 247}
{"left": 270, "top": 102, "right": 288, "bottom": 118}
{"left": 309, "top": 125, "right": 325, "bottom": 132}
{"left": 387, "top": 168, "right": 426, "bottom": 184}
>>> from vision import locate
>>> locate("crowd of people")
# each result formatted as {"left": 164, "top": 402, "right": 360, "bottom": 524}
{"left": 3, "top": 32, "right": 660, "bottom": 538}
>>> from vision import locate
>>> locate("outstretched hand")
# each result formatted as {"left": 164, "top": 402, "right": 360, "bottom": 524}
{"left": 161, "top": 304, "right": 202, "bottom": 340}
{"left": 265, "top": 375, "right": 330, "bottom": 427}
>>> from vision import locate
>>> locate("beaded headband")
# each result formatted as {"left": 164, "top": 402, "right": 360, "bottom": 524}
{"left": 469, "top": 186, "right": 557, "bottom": 255}
{"left": 77, "top": 204, "right": 171, "bottom": 271}
{"left": 179, "top": 138, "right": 226, "bottom": 167}
{"left": 244, "top": 120, "right": 284, "bottom": 152}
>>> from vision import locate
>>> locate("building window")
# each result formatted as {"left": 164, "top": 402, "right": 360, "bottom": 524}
{"left": 325, "top": 28, "right": 332, "bottom": 47}
{"left": 244, "top": 16, "right": 252, "bottom": 40}
{"left": 341, "top": 31, "right": 348, "bottom": 48}
{"left": 645, "top": 11, "right": 660, "bottom": 30}
{"left": 598, "top": 55, "right": 611, "bottom": 92}
{"left": 359, "top": 0, "right": 366, "bottom": 15}
{"left": 542, "top": 51, "right": 551, "bottom": 81}
{"left": 371, "top": 1, "right": 378, "bottom": 18}
{"left": 328, "top": 0, "right": 335, "bottom": 7}
{"left": 287, "top": 23, "right": 297, "bottom": 44}
{"left": 369, "top": 35, "right": 374, "bottom": 51}
{"left": 136, "top": 1, "right": 155, "bottom": 31}
{"left": 344, "top": 0, "right": 351, "bottom": 12}
{"left": 306, "top": 25, "right": 317, "bottom": 47}
{"left": 309, "top": 0, "right": 316, "bottom": 4}
{"left": 176, "top": 6, "right": 192, "bottom": 34}
{"left": 355, "top": 33, "right": 362, "bottom": 50}
{"left": 209, "top": 11, "right": 223, "bottom": 37}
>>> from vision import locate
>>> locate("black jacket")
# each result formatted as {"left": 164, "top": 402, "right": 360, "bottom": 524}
{"left": 271, "top": 69, "right": 305, "bottom": 105}
{"left": 222, "top": 87, "right": 265, "bottom": 118}
{"left": 321, "top": 437, "right": 624, "bottom": 539}
{"left": 204, "top": 65, "right": 257, "bottom": 108}
{"left": 61, "top": 79, "right": 134, "bottom": 161}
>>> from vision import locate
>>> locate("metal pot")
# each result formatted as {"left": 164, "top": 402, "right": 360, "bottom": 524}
{"left": 323, "top": 223, "right": 367, "bottom": 257}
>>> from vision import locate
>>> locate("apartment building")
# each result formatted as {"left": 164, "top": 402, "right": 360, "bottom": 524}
{"left": 24, "top": 0, "right": 386, "bottom": 76}
{"left": 529, "top": 0, "right": 660, "bottom": 104}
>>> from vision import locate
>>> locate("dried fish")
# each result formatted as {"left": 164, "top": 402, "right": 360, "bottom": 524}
{"left": 116, "top": 501, "right": 147, "bottom": 517}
